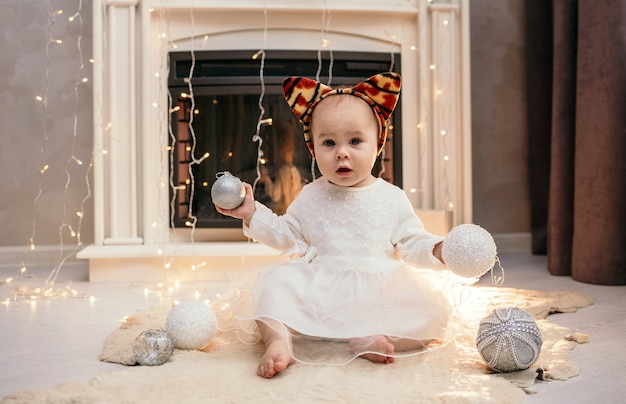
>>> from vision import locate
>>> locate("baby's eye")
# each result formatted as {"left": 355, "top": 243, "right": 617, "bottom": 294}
{"left": 323, "top": 139, "right": 335, "bottom": 146}
{"left": 349, "top": 138, "right": 362, "bottom": 145}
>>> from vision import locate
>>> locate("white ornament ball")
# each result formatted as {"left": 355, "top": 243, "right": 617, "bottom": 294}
{"left": 476, "top": 307, "right": 543, "bottom": 372}
{"left": 133, "top": 328, "right": 174, "bottom": 366}
{"left": 442, "top": 223, "right": 497, "bottom": 278}
{"left": 211, "top": 171, "right": 245, "bottom": 209}
{"left": 165, "top": 300, "right": 217, "bottom": 350}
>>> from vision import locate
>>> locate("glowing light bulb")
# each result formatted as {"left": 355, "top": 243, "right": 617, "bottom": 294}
{"left": 443, "top": 155, "right": 449, "bottom": 161}
{"left": 40, "top": 164, "right": 49, "bottom": 173}
{"left": 440, "top": 130, "right": 447, "bottom": 136}
{"left": 430, "top": 65, "right": 436, "bottom": 70}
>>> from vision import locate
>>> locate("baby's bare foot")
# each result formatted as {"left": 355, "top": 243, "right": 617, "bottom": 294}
{"left": 350, "top": 336, "right": 395, "bottom": 364}
{"left": 257, "top": 339, "right": 294, "bottom": 378}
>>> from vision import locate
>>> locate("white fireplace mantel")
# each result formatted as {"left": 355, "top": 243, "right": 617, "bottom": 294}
{"left": 78, "top": 0, "right": 472, "bottom": 282}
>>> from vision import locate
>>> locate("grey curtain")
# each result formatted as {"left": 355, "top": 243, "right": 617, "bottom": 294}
{"left": 526, "top": 0, "right": 626, "bottom": 285}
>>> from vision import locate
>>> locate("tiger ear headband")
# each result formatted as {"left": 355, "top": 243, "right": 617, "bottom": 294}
{"left": 282, "top": 72, "right": 401, "bottom": 156}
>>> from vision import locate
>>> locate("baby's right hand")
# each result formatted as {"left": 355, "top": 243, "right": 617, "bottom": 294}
{"left": 214, "top": 182, "right": 256, "bottom": 226}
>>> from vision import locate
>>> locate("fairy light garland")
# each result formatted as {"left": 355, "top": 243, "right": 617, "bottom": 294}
{"left": 251, "top": 9, "right": 270, "bottom": 195}
{"left": 3, "top": 1, "right": 94, "bottom": 306}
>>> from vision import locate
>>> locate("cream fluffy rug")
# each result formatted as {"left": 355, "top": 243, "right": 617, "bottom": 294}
{"left": 2, "top": 287, "right": 593, "bottom": 404}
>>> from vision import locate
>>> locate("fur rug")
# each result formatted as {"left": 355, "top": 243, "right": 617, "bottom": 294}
{"left": 2, "top": 287, "right": 593, "bottom": 404}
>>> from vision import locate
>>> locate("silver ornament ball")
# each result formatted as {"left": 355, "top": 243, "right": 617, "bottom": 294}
{"left": 476, "top": 307, "right": 543, "bottom": 372}
{"left": 442, "top": 223, "right": 497, "bottom": 278}
{"left": 211, "top": 171, "right": 245, "bottom": 209}
{"left": 165, "top": 300, "right": 217, "bottom": 350}
{"left": 133, "top": 328, "right": 174, "bottom": 366}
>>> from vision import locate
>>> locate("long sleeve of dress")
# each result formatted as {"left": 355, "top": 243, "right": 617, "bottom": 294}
{"left": 243, "top": 201, "right": 307, "bottom": 252}
{"left": 391, "top": 192, "right": 447, "bottom": 271}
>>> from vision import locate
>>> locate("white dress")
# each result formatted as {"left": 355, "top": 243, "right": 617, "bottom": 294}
{"left": 226, "top": 177, "right": 451, "bottom": 364}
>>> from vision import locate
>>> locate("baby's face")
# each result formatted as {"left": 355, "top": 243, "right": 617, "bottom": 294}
{"left": 310, "top": 95, "right": 379, "bottom": 188}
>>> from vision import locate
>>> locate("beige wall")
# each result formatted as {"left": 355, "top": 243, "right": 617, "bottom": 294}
{"left": 470, "top": 0, "right": 530, "bottom": 233}
{"left": 0, "top": 0, "right": 529, "bottom": 248}
{"left": 0, "top": 0, "right": 95, "bottom": 247}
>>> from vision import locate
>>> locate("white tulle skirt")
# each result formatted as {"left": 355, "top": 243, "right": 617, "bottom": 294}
{"left": 212, "top": 256, "right": 454, "bottom": 365}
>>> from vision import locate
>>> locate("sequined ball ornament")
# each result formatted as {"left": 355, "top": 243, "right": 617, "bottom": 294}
{"left": 133, "top": 328, "right": 174, "bottom": 366}
{"left": 442, "top": 223, "right": 497, "bottom": 278}
{"left": 165, "top": 300, "right": 217, "bottom": 350}
{"left": 211, "top": 171, "right": 245, "bottom": 209}
{"left": 476, "top": 307, "right": 543, "bottom": 372}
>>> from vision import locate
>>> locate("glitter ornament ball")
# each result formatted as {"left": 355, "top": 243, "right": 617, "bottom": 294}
{"left": 442, "top": 223, "right": 497, "bottom": 278}
{"left": 133, "top": 328, "right": 174, "bottom": 366}
{"left": 211, "top": 171, "right": 245, "bottom": 209}
{"left": 476, "top": 307, "right": 543, "bottom": 373}
{"left": 165, "top": 300, "right": 217, "bottom": 350}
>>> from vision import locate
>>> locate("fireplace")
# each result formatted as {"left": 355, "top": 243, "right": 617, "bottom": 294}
{"left": 168, "top": 50, "right": 402, "bottom": 228}
{"left": 79, "top": 1, "right": 472, "bottom": 282}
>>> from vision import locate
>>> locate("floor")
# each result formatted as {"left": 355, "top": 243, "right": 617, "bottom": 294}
{"left": 1, "top": 250, "right": 625, "bottom": 402}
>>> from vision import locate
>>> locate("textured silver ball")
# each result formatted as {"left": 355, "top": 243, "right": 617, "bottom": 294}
{"left": 133, "top": 328, "right": 174, "bottom": 366}
{"left": 442, "top": 223, "right": 497, "bottom": 278}
{"left": 211, "top": 171, "right": 245, "bottom": 209}
{"left": 165, "top": 300, "right": 217, "bottom": 350}
{"left": 476, "top": 307, "right": 543, "bottom": 372}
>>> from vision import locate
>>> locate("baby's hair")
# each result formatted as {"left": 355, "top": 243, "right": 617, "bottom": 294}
{"left": 312, "top": 94, "right": 382, "bottom": 134}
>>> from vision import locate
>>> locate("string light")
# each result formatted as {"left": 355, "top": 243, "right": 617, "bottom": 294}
{"left": 251, "top": 9, "right": 269, "bottom": 195}
{"left": 4, "top": 0, "right": 94, "bottom": 307}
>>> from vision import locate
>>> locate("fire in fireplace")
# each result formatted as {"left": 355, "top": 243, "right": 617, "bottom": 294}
{"left": 168, "top": 50, "right": 402, "bottom": 228}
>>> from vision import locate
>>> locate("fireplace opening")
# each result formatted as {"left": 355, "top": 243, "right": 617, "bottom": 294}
{"left": 168, "top": 50, "right": 402, "bottom": 228}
